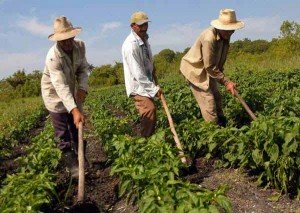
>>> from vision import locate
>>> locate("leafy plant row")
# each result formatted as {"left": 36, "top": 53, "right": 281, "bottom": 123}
{"left": 88, "top": 68, "right": 300, "bottom": 198}
{"left": 176, "top": 116, "right": 300, "bottom": 198}
{"left": 162, "top": 69, "right": 300, "bottom": 197}
{"left": 0, "top": 122, "right": 61, "bottom": 213}
{"left": 0, "top": 98, "right": 46, "bottom": 157}
{"left": 86, "top": 91, "right": 232, "bottom": 213}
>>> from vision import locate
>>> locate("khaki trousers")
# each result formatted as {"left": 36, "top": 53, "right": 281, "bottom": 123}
{"left": 189, "top": 78, "right": 223, "bottom": 123}
{"left": 132, "top": 95, "right": 156, "bottom": 137}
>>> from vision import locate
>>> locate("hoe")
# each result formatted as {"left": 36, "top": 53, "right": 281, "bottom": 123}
{"left": 234, "top": 89, "right": 257, "bottom": 121}
{"left": 70, "top": 122, "right": 100, "bottom": 213}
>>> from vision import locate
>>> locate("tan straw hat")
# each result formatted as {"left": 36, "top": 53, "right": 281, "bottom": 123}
{"left": 48, "top": 16, "right": 82, "bottom": 41}
{"left": 211, "top": 9, "right": 244, "bottom": 30}
{"left": 130, "top": 11, "right": 150, "bottom": 25}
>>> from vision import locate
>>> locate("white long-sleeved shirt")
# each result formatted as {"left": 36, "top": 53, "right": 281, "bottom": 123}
{"left": 41, "top": 39, "right": 89, "bottom": 113}
{"left": 122, "top": 30, "right": 159, "bottom": 98}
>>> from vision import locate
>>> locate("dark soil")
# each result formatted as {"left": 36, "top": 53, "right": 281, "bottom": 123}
{"left": 0, "top": 113, "right": 48, "bottom": 182}
{"left": 184, "top": 158, "right": 300, "bottom": 213}
{"left": 85, "top": 117, "right": 138, "bottom": 213}
{"left": 46, "top": 112, "right": 138, "bottom": 213}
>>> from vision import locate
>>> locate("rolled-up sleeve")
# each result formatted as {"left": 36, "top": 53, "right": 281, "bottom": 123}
{"left": 125, "top": 44, "right": 159, "bottom": 97}
{"left": 47, "top": 58, "right": 77, "bottom": 112}
{"left": 202, "top": 40, "right": 229, "bottom": 85}
{"left": 76, "top": 42, "right": 89, "bottom": 92}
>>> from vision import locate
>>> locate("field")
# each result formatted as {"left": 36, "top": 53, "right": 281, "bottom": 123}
{"left": 0, "top": 67, "right": 299, "bottom": 212}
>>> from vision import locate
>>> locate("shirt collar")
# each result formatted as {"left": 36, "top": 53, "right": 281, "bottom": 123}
{"left": 131, "top": 30, "right": 149, "bottom": 46}
{"left": 55, "top": 40, "right": 78, "bottom": 58}
{"left": 213, "top": 28, "right": 221, "bottom": 41}
{"left": 55, "top": 44, "right": 65, "bottom": 58}
{"left": 213, "top": 28, "right": 231, "bottom": 42}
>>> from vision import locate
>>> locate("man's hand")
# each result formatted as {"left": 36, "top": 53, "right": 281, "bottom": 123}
{"left": 76, "top": 89, "right": 87, "bottom": 104}
{"left": 225, "top": 81, "right": 236, "bottom": 95}
{"left": 156, "top": 88, "right": 163, "bottom": 99}
{"left": 71, "top": 107, "right": 85, "bottom": 128}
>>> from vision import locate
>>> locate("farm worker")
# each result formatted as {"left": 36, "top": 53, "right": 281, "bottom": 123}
{"left": 122, "top": 11, "right": 162, "bottom": 137}
{"left": 180, "top": 9, "right": 244, "bottom": 126}
{"left": 41, "top": 16, "right": 89, "bottom": 177}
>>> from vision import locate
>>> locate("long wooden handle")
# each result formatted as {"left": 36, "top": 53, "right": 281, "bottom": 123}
{"left": 160, "top": 94, "right": 187, "bottom": 164}
{"left": 234, "top": 90, "right": 257, "bottom": 120}
{"left": 78, "top": 122, "right": 85, "bottom": 202}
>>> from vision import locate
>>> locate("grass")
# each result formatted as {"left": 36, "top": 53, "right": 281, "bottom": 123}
{"left": 0, "top": 97, "right": 43, "bottom": 135}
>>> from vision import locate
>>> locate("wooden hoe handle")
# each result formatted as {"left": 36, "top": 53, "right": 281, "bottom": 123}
{"left": 234, "top": 90, "right": 257, "bottom": 120}
{"left": 78, "top": 122, "right": 85, "bottom": 202}
{"left": 160, "top": 94, "right": 187, "bottom": 164}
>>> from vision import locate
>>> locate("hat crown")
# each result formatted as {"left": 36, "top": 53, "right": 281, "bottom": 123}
{"left": 218, "top": 9, "right": 237, "bottom": 24}
{"left": 131, "top": 11, "right": 149, "bottom": 24}
{"left": 53, "top": 16, "right": 74, "bottom": 33}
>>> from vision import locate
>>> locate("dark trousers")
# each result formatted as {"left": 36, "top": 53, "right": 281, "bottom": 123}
{"left": 49, "top": 111, "right": 78, "bottom": 152}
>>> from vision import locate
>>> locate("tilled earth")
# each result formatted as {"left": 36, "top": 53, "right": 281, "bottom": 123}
{"left": 45, "top": 114, "right": 137, "bottom": 213}
{"left": 0, "top": 114, "right": 47, "bottom": 183}
{"left": 185, "top": 158, "right": 300, "bottom": 213}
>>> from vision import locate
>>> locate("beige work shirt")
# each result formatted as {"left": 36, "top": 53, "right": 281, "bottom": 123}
{"left": 180, "top": 27, "right": 230, "bottom": 91}
{"left": 41, "top": 39, "right": 89, "bottom": 113}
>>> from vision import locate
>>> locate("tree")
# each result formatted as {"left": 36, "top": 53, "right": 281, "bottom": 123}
{"left": 280, "top": 20, "right": 300, "bottom": 38}
{"left": 154, "top": 49, "right": 176, "bottom": 63}
{"left": 6, "top": 69, "right": 27, "bottom": 88}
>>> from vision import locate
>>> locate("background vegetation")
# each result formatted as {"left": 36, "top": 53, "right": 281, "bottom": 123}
{"left": 0, "top": 20, "right": 299, "bottom": 101}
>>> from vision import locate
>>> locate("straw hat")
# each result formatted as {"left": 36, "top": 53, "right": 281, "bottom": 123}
{"left": 211, "top": 9, "right": 244, "bottom": 30}
{"left": 48, "top": 16, "right": 82, "bottom": 41}
{"left": 130, "top": 11, "right": 150, "bottom": 25}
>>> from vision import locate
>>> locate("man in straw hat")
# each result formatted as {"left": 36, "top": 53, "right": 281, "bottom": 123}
{"left": 180, "top": 9, "right": 244, "bottom": 126}
{"left": 122, "top": 11, "right": 163, "bottom": 137}
{"left": 41, "top": 16, "right": 89, "bottom": 176}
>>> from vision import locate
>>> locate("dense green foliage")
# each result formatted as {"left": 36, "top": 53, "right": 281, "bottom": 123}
{"left": 0, "top": 97, "right": 46, "bottom": 157}
{"left": 0, "top": 122, "right": 60, "bottom": 213}
{"left": 0, "top": 70, "right": 42, "bottom": 102}
{"left": 88, "top": 63, "right": 124, "bottom": 87}
{"left": 86, "top": 89, "right": 232, "bottom": 212}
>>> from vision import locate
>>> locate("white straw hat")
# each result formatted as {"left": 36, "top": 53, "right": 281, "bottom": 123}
{"left": 211, "top": 9, "right": 244, "bottom": 30}
{"left": 48, "top": 16, "right": 82, "bottom": 41}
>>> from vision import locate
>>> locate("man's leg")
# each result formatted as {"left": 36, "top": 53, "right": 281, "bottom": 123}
{"left": 49, "top": 112, "right": 72, "bottom": 151}
{"left": 132, "top": 95, "right": 156, "bottom": 137}
{"left": 189, "top": 82, "right": 218, "bottom": 123}
{"left": 49, "top": 112, "right": 78, "bottom": 177}
{"left": 210, "top": 79, "right": 227, "bottom": 127}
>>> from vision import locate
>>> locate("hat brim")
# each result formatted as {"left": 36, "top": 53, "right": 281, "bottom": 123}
{"left": 136, "top": 19, "right": 150, "bottom": 25}
{"left": 211, "top": 20, "right": 244, "bottom": 30}
{"left": 48, "top": 28, "right": 82, "bottom": 41}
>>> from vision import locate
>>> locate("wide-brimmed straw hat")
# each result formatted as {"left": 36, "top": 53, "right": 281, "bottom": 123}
{"left": 48, "top": 16, "right": 82, "bottom": 41}
{"left": 130, "top": 11, "right": 150, "bottom": 25}
{"left": 211, "top": 9, "right": 244, "bottom": 30}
